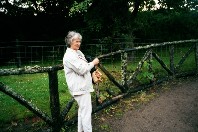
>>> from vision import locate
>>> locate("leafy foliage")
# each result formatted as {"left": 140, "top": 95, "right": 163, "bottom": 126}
{"left": 133, "top": 10, "right": 198, "bottom": 41}
{"left": 0, "top": 0, "right": 197, "bottom": 42}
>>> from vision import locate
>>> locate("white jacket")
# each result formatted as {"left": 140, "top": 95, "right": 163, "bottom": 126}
{"left": 63, "top": 48, "right": 94, "bottom": 96}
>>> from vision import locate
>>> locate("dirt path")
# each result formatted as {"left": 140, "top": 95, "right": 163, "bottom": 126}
{"left": 93, "top": 75, "right": 198, "bottom": 132}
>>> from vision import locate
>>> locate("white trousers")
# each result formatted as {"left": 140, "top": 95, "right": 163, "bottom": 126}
{"left": 74, "top": 93, "right": 92, "bottom": 132}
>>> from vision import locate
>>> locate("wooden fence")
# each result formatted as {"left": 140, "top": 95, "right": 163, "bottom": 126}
{"left": 0, "top": 39, "right": 198, "bottom": 131}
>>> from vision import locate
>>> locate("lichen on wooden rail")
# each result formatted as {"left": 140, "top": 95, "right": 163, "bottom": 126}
{"left": 0, "top": 64, "right": 63, "bottom": 76}
{"left": 97, "top": 39, "right": 198, "bottom": 59}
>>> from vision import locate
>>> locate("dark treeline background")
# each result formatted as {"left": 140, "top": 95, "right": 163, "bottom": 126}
{"left": 0, "top": 0, "right": 197, "bottom": 44}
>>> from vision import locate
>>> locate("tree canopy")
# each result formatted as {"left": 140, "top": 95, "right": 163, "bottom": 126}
{"left": 0, "top": 0, "right": 197, "bottom": 42}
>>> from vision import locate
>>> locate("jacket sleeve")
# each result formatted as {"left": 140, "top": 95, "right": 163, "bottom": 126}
{"left": 67, "top": 56, "right": 94, "bottom": 76}
{"left": 85, "top": 55, "right": 97, "bottom": 84}
{"left": 85, "top": 55, "right": 96, "bottom": 74}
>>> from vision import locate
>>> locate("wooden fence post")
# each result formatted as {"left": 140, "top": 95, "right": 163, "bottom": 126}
{"left": 48, "top": 69, "right": 61, "bottom": 132}
{"left": 148, "top": 49, "right": 153, "bottom": 76}
{"left": 169, "top": 45, "right": 175, "bottom": 75}
{"left": 195, "top": 43, "right": 198, "bottom": 74}
{"left": 121, "top": 52, "right": 128, "bottom": 90}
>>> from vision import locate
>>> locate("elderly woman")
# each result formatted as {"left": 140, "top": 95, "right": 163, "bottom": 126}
{"left": 63, "top": 31, "right": 99, "bottom": 132}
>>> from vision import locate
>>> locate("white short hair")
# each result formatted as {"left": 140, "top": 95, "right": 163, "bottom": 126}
{"left": 65, "top": 31, "right": 82, "bottom": 47}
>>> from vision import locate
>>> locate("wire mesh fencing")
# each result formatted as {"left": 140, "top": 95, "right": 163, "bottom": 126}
{"left": 0, "top": 38, "right": 168, "bottom": 68}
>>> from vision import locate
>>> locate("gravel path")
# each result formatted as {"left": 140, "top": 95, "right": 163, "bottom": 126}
{"left": 106, "top": 75, "right": 198, "bottom": 132}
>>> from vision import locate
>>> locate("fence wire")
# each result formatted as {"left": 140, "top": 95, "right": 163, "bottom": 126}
{"left": 0, "top": 39, "right": 171, "bottom": 67}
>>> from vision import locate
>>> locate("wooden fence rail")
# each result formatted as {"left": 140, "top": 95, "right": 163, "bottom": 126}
{"left": 0, "top": 39, "right": 198, "bottom": 131}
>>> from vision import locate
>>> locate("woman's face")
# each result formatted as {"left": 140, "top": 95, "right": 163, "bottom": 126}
{"left": 70, "top": 38, "right": 81, "bottom": 50}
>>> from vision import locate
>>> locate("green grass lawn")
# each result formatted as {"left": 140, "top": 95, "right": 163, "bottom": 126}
{"left": 0, "top": 45, "right": 196, "bottom": 125}
{"left": 0, "top": 71, "right": 68, "bottom": 123}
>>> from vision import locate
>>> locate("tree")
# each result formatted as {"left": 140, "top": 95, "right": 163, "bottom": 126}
{"left": 158, "top": 0, "right": 184, "bottom": 10}
{"left": 0, "top": 0, "right": 75, "bottom": 41}
{"left": 69, "top": 0, "right": 149, "bottom": 39}
{"left": 158, "top": 0, "right": 198, "bottom": 11}
{"left": 184, "top": 0, "right": 198, "bottom": 11}
{"left": 0, "top": 0, "right": 197, "bottom": 42}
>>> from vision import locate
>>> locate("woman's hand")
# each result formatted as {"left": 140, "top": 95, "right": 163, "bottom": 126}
{"left": 92, "top": 58, "right": 99, "bottom": 65}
